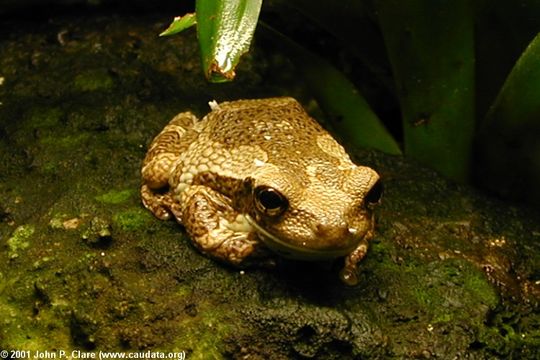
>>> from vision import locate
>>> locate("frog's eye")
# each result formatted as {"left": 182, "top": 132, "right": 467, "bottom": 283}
{"left": 365, "top": 179, "right": 383, "bottom": 206}
{"left": 254, "top": 186, "right": 288, "bottom": 217}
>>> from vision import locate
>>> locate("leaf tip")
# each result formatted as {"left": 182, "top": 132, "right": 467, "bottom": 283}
{"left": 159, "top": 13, "right": 197, "bottom": 37}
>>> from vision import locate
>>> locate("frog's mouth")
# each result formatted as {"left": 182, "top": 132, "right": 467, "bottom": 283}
{"left": 245, "top": 215, "right": 356, "bottom": 261}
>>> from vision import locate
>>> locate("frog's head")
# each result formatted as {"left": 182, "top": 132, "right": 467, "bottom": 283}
{"left": 241, "top": 163, "right": 382, "bottom": 260}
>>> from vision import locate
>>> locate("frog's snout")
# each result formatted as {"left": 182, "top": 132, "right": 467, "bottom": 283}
{"left": 314, "top": 222, "right": 349, "bottom": 241}
{"left": 310, "top": 220, "right": 365, "bottom": 252}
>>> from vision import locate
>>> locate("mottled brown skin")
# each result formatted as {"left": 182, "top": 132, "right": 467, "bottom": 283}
{"left": 141, "top": 97, "right": 381, "bottom": 285}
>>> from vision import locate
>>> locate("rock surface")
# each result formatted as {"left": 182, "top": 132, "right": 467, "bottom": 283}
{"left": 0, "top": 11, "right": 539, "bottom": 359}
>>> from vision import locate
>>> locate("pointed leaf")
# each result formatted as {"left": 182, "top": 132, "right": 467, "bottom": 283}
{"left": 159, "top": 13, "right": 197, "bottom": 37}
{"left": 484, "top": 32, "right": 540, "bottom": 132}
{"left": 376, "top": 0, "right": 475, "bottom": 182}
{"left": 476, "top": 32, "right": 540, "bottom": 205}
{"left": 196, "top": 0, "right": 262, "bottom": 82}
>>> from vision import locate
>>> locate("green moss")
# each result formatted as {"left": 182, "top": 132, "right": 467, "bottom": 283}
{"left": 24, "top": 107, "right": 63, "bottom": 130}
{"left": 462, "top": 266, "right": 499, "bottom": 308}
{"left": 388, "top": 258, "right": 499, "bottom": 327}
{"left": 433, "top": 313, "right": 453, "bottom": 324}
{"left": 41, "top": 161, "right": 59, "bottom": 174}
{"left": 173, "top": 307, "right": 232, "bottom": 359}
{"left": 112, "top": 208, "right": 152, "bottom": 231}
{"left": 175, "top": 283, "right": 194, "bottom": 298}
{"left": 74, "top": 69, "right": 114, "bottom": 91}
{"left": 40, "top": 133, "right": 90, "bottom": 148}
{"left": 7, "top": 224, "right": 35, "bottom": 259}
{"left": 475, "top": 310, "right": 540, "bottom": 356}
{"left": 95, "top": 189, "right": 135, "bottom": 205}
{"left": 412, "top": 286, "right": 437, "bottom": 308}
{"left": 0, "top": 300, "right": 71, "bottom": 350}
{"left": 369, "top": 240, "right": 401, "bottom": 271}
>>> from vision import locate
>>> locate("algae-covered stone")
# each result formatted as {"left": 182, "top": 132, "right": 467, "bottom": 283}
{"left": 81, "top": 216, "right": 112, "bottom": 247}
{"left": 112, "top": 208, "right": 152, "bottom": 231}
{"left": 40, "top": 133, "right": 91, "bottom": 148}
{"left": 24, "top": 107, "right": 63, "bottom": 130}
{"left": 7, "top": 224, "right": 34, "bottom": 259}
{"left": 0, "top": 11, "right": 539, "bottom": 359}
{"left": 95, "top": 189, "right": 135, "bottom": 205}
{"left": 74, "top": 68, "right": 114, "bottom": 92}
{"left": 172, "top": 308, "right": 232, "bottom": 359}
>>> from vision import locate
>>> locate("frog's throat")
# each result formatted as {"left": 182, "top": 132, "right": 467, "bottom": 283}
{"left": 244, "top": 214, "right": 354, "bottom": 260}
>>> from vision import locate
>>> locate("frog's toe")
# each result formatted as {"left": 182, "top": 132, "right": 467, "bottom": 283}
{"left": 154, "top": 207, "right": 172, "bottom": 221}
{"left": 339, "top": 266, "right": 360, "bottom": 286}
{"left": 142, "top": 199, "right": 171, "bottom": 221}
{"left": 141, "top": 185, "right": 175, "bottom": 221}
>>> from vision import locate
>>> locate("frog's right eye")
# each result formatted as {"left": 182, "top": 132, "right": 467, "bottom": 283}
{"left": 254, "top": 186, "right": 288, "bottom": 217}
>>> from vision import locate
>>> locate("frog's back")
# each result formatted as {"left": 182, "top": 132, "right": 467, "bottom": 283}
{"left": 200, "top": 97, "right": 343, "bottom": 168}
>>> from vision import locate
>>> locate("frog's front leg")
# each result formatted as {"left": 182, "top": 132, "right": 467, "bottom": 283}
{"left": 141, "top": 112, "right": 198, "bottom": 220}
{"left": 180, "top": 185, "right": 273, "bottom": 266}
{"left": 339, "top": 221, "right": 374, "bottom": 286}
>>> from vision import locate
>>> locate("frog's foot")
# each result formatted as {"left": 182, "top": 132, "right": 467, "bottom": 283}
{"left": 339, "top": 237, "right": 370, "bottom": 286}
{"left": 181, "top": 185, "right": 272, "bottom": 266}
{"left": 141, "top": 184, "right": 182, "bottom": 221}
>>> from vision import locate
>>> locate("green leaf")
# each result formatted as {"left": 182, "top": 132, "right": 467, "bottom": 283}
{"left": 484, "top": 32, "right": 540, "bottom": 132}
{"left": 196, "top": 0, "right": 262, "bottom": 82}
{"left": 476, "top": 32, "right": 540, "bottom": 205}
{"left": 475, "top": 0, "right": 540, "bottom": 120}
{"left": 159, "top": 13, "right": 197, "bottom": 37}
{"left": 262, "top": 23, "right": 401, "bottom": 155}
{"left": 375, "top": 0, "right": 475, "bottom": 182}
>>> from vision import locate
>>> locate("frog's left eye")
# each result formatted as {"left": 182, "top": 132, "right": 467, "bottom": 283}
{"left": 254, "top": 186, "right": 288, "bottom": 217}
{"left": 365, "top": 179, "right": 383, "bottom": 206}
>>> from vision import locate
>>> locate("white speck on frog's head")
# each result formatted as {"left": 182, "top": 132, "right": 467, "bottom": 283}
{"left": 254, "top": 159, "right": 265, "bottom": 167}
{"left": 208, "top": 100, "right": 220, "bottom": 111}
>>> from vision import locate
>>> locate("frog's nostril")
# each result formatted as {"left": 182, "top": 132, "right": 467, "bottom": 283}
{"left": 315, "top": 222, "right": 348, "bottom": 239}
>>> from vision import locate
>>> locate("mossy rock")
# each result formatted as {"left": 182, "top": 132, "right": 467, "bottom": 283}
{"left": 0, "top": 10, "right": 539, "bottom": 359}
